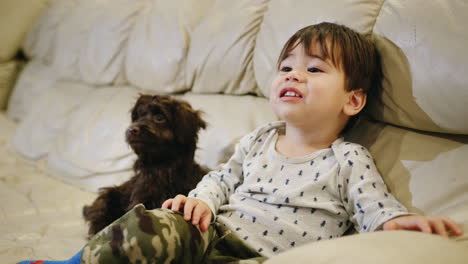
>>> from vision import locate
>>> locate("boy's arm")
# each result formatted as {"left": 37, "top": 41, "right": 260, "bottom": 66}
{"left": 186, "top": 130, "right": 256, "bottom": 217}
{"left": 339, "top": 144, "right": 463, "bottom": 237}
{"left": 162, "top": 133, "right": 252, "bottom": 231}
{"left": 339, "top": 144, "right": 410, "bottom": 232}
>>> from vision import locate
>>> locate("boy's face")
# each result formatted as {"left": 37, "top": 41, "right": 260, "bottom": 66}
{"left": 270, "top": 43, "right": 352, "bottom": 126}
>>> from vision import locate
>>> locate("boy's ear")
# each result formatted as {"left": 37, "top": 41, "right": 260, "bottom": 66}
{"left": 343, "top": 89, "right": 367, "bottom": 117}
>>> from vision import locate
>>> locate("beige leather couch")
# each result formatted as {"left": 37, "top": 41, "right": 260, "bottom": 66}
{"left": 1, "top": 0, "right": 467, "bottom": 263}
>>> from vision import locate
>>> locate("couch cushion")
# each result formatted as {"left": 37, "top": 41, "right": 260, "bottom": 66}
{"left": 0, "top": 0, "right": 52, "bottom": 62}
{"left": 34, "top": 0, "right": 141, "bottom": 85}
{"left": 6, "top": 59, "right": 59, "bottom": 121}
{"left": 12, "top": 81, "right": 92, "bottom": 160}
{"left": 22, "top": 0, "right": 215, "bottom": 93}
{"left": 185, "top": 0, "right": 268, "bottom": 95}
{"left": 265, "top": 230, "right": 468, "bottom": 264}
{"left": 22, "top": 0, "right": 76, "bottom": 61}
{"left": 0, "top": 60, "right": 23, "bottom": 110}
{"left": 125, "top": 0, "right": 215, "bottom": 93}
{"left": 370, "top": 0, "right": 468, "bottom": 134}
{"left": 53, "top": 86, "right": 138, "bottom": 175}
{"left": 45, "top": 86, "right": 138, "bottom": 192}
{"left": 0, "top": 112, "right": 95, "bottom": 262}
{"left": 346, "top": 119, "right": 468, "bottom": 225}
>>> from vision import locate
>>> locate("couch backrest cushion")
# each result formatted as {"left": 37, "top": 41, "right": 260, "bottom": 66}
{"left": 345, "top": 119, "right": 468, "bottom": 245}
{"left": 0, "top": 0, "right": 53, "bottom": 62}
{"left": 0, "top": 60, "right": 23, "bottom": 110}
{"left": 22, "top": 0, "right": 215, "bottom": 92}
{"left": 370, "top": 0, "right": 468, "bottom": 134}
{"left": 24, "top": 0, "right": 136, "bottom": 85}
{"left": 185, "top": 0, "right": 268, "bottom": 95}
{"left": 347, "top": 119, "right": 468, "bottom": 220}
{"left": 125, "top": 0, "right": 215, "bottom": 93}
{"left": 7, "top": 60, "right": 60, "bottom": 121}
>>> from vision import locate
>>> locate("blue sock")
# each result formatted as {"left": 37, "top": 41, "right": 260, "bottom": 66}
{"left": 17, "top": 250, "right": 82, "bottom": 264}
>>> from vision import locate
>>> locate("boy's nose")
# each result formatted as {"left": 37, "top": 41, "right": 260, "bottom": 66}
{"left": 285, "top": 70, "right": 304, "bottom": 82}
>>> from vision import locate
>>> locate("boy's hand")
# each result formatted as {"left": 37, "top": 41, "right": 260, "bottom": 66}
{"left": 383, "top": 215, "right": 463, "bottom": 237}
{"left": 162, "top": 195, "right": 212, "bottom": 232}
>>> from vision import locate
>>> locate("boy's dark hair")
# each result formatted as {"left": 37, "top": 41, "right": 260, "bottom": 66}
{"left": 277, "top": 22, "right": 383, "bottom": 133}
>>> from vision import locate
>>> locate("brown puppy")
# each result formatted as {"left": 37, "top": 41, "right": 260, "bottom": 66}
{"left": 83, "top": 94, "right": 207, "bottom": 237}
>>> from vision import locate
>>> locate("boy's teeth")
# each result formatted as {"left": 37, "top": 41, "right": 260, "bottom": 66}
{"left": 284, "top": 91, "right": 299, "bottom": 97}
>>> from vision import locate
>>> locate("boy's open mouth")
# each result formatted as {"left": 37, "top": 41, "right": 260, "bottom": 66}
{"left": 279, "top": 88, "right": 303, "bottom": 98}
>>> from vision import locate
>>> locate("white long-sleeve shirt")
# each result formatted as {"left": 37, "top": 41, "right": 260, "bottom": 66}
{"left": 188, "top": 121, "right": 409, "bottom": 257}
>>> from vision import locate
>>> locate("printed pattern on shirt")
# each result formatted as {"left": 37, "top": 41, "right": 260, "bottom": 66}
{"left": 188, "top": 121, "right": 409, "bottom": 257}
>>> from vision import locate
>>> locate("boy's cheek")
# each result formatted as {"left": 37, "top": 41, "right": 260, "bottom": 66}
{"left": 270, "top": 80, "right": 281, "bottom": 100}
{"left": 269, "top": 92, "right": 277, "bottom": 103}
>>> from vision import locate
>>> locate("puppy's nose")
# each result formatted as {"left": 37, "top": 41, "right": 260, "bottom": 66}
{"left": 127, "top": 126, "right": 140, "bottom": 136}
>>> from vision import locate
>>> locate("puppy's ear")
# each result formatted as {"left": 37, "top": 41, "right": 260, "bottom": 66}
{"left": 179, "top": 101, "right": 207, "bottom": 130}
{"left": 174, "top": 101, "right": 207, "bottom": 145}
{"left": 186, "top": 105, "right": 207, "bottom": 133}
{"left": 193, "top": 109, "right": 207, "bottom": 131}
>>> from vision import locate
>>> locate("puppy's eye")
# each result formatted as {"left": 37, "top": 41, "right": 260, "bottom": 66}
{"left": 131, "top": 112, "right": 138, "bottom": 121}
{"left": 155, "top": 113, "right": 165, "bottom": 122}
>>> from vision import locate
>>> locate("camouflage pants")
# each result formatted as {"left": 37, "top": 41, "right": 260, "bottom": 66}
{"left": 81, "top": 204, "right": 268, "bottom": 264}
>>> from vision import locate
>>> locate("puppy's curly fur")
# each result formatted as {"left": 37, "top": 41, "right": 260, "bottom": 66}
{"left": 82, "top": 94, "right": 207, "bottom": 237}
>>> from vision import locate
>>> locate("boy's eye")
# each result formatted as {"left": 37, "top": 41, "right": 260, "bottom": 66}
{"left": 280, "top": 66, "right": 292, "bottom": 72}
{"left": 308, "top": 67, "right": 322, "bottom": 73}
